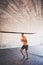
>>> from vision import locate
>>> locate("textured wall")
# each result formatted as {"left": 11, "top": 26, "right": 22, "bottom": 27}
{"left": 0, "top": 0, "right": 43, "bottom": 33}
{"left": 0, "top": 0, "right": 43, "bottom": 48}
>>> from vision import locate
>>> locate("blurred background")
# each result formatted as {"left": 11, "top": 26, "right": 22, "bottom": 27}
{"left": 0, "top": 0, "right": 43, "bottom": 56}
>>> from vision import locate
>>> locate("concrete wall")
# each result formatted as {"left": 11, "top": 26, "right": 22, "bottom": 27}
{"left": 0, "top": 33, "right": 40, "bottom": 48}
{"left": 0, "top": 33, "right": 22, "bottom": 48}
{"left": 0, "top": 33, "right": 2, "bottom": 47}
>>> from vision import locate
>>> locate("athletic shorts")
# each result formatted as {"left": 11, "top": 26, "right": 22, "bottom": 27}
{"left": 21, "top": 45, "right": 28, "bottom": 50}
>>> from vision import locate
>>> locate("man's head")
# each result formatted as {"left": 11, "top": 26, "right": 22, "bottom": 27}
{"left": 21, "top": 33, "right": 24, "bottom": 37}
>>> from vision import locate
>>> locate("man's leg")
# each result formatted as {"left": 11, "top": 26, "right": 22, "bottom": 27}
{"left": 20, "top": 49, "right": 24, "bottom": 56}
{"left": 20, "top": 48, "right": 25, "bottom": 59}
{"left": 25, "top": 50, "right": 28, "bottom": 60}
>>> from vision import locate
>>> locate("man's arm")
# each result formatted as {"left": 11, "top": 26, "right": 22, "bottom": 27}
{"left": 21, "top": 39, "right": 27, "bottom": 43}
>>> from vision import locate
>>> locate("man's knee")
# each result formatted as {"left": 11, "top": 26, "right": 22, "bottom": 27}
{"left": 26, "top": 50, "right": 28, "bottom": 53}
{"left": 20, "top": 49, "right": 22, "bottom": 52}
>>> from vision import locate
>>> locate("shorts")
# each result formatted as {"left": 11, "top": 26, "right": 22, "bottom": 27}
{"left": 21, "top": 45, "right": 28, "bottom": 50}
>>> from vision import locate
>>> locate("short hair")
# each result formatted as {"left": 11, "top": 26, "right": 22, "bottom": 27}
{"left": 21, "top": 33, "right": 24, "bottom": 36}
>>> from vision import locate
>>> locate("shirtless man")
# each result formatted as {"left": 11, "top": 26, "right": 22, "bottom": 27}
{"left": 20, "top": 33, "right": 28, "bottom": 60}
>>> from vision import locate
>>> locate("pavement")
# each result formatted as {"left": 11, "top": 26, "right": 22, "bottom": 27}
{"left": 0, "top": 48, "right": 43, "bottom": 65}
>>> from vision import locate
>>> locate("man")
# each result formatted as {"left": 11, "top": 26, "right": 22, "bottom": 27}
{"left": 20, "top": 33, "right": 28, "bottom": 60}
